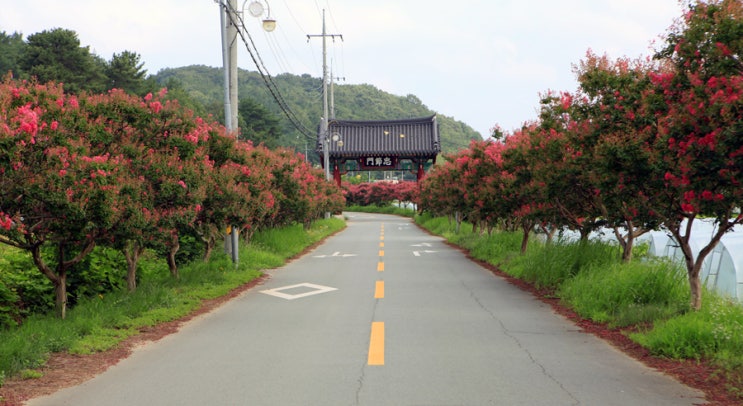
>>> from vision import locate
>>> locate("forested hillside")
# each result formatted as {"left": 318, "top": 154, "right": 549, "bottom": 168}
{"left": 154, "top": 65, "right": 482, "bottom": 158}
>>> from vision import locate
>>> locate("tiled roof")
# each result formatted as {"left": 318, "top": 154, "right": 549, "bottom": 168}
{"left": 317, "top": 115, "right": 440, "bottom": 158}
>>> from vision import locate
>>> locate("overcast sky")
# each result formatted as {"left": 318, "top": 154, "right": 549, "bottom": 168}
{"left": 1, "top": 0, "right": 685, "bottom": 138}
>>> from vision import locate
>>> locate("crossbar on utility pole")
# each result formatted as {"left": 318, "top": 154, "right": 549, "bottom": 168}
{"left": 307, "top": 9, "right": 343, "bottom": 182}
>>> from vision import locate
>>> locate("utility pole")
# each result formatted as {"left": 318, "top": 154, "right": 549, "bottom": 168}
{"left": 307, "top": 9, "right": 342, "bottom": 182}
{"left": 220, "top": 0, "right": 239, "bottom": 265}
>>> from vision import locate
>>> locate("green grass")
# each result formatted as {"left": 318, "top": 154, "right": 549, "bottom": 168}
{"left": 0, "top": 218, "right": 345, "bottom": 383}
{"left": 632, "top": 294, "right": 743, "bottom": 362}
{"left": 506, "top": 239, "right": 622, "bottom": 289}
{"left": 559, "top": 258, "right": 689, "bottom": 327}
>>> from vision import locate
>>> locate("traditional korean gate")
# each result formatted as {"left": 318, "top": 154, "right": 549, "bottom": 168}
{"left": 316, "top": 115, "right": 441, "bottom": 187}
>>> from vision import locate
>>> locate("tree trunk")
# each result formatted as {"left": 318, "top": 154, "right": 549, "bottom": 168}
{"left": 30, "top": 241, "right": 94, "bottom": 319}
{"left": 123, "top": 241, "right": 144, "bottom": 292}
{"left": 547, "top": 227, "right": 557, "bottom": 244}
{"left": 689, "top": 266, "right": 703, "bottom": 311}
{"left": 520, "top": 221, "right": 532, "bottom": 254}
{"left": 167, "top": 232, "right": 180, "bottom": 279}
{"left": 621, "top": 234, "right": 634, "bottom": 263}
{"left": 203, "top": 236, "right": 214, "bottom": 262}
{"left": 54, "top": 269, "right": 68, "bottom": 319}
{"left": 455, "top": 211, "right": 462, "bottom": 234}
{"left": 612, "top": 225, "right": 635, "bottom": 263}
{"left": 668, "top": 216, "right": 730, "bottom": 311}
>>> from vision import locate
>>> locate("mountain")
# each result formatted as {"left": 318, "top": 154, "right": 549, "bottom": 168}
{"left": 153, "top": 65, "right": 481, "bottom": 159}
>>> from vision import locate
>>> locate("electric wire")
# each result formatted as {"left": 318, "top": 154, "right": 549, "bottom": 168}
{"left": 219, "top": 0, "right": 316, "bottom": 140}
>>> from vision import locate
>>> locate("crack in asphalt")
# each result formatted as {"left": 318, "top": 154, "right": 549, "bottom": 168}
{"left": 461, "top": 278, "right": 582, "bottom": 406}
{"left": 355, "top": 292, "right": 382, "bottom": 405}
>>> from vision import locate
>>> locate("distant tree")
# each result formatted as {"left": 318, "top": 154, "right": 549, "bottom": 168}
{"left": 0, "top": 31, "right": 25, "bottom": 77}
{"left": 105, "top": 50, "right": 148, "bottom": 95}
{"left": 238, "top": 97, "right": 281, "bottom": 148}
{"left": 20, "top": 28, "right": 107, "bottom": 93}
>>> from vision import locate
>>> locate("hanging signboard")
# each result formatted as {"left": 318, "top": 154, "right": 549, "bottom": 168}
{"left": 359, "top": 156, "right": 397, "bottom": 169}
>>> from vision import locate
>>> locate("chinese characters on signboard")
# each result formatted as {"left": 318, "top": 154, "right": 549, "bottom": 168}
{"left": 360, "top": 156, "right": 396, "bottom": 169}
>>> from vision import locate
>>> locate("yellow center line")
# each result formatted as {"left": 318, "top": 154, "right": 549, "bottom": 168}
{"left": 379, "top": 242, "right": 384, "bottom": 248}
{"left": 379, "top": 250, "right": 384, "bottom": 257}
{"left": 380, "top": 235, "right": 384, "bottom": 241}
{"left": 367, "top": 322, "right": 385, "bottom": 365}
{"left": 374, "top": 280, "right": 385, "bottom": 298}
{"left": 377, "top": 261, "right": 384, "bottom": 272}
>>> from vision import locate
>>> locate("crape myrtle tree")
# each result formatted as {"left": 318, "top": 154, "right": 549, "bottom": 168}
{"left": 452, "top": 140, "right": 507, "bottom": 235}
{"left": 419, "top": 152, "right": 470, "bottom": 232}
{"left": 574, "top": 52, "right": 666, "bottom": 262}
{"left": 269, "top": 148, "right": 344, "bottom": 228}
{"left": 499, "top": 125, "right": 553, "bottom": 253}
{"left": 644, "top": 0, "right": 742, "bottom": 310}
{"left": 392, "top": 180, "right": 419, "bottom": 209}
{"left": 529, "top": 92, "right": 604, "bottom": 242}
{"left": 190, "top": 128, "right": 268, "bottom": 257}
{"left": 0, "top": 79, "right": 133, "bottom": 318}
{"left": 83, "top": 88, "right": 212, "bottom": 283}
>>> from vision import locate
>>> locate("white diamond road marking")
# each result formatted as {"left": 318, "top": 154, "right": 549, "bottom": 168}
{"left": 260, "top": 283, "right": 338, "bottom": 300}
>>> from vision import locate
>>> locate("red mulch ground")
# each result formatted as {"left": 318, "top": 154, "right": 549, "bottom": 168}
{"left": 1, "top": 236, "right": 741, "bottom": 405}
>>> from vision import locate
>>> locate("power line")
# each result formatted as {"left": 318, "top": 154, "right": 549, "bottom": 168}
{"left": 219, "top": 0, "right": 316, "bottom": 140}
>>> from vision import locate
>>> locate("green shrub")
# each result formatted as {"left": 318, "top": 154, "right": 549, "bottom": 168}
{"left": 559, "top": 258, "right": 688, "bottom": 326}
{"left": 67, "top": 246, "right": 128, "bottom": 306}
{"left": 0, "top": 247, "right": 54, "bottom": 328}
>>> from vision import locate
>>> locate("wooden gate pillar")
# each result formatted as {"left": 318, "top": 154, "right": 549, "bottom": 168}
{"left": 416, "top": 162, "right": 425, "bottom": 182}
{"left": 333, "top": 164, "right": 342, "bottom": 187}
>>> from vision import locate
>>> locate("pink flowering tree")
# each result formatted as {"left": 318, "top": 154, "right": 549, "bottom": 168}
{"left": 574, "top": 52, "right": 667, "bottom": 262}
{"left": 642, "top": 0, "right": 743, "bottom": 309}
{"left": 83, "top": 88, "right": 211, "bottom": 283}
{"left": 419, "top": 152, "right": 470, "bottom": 232}
{"left": 499, "top": 125, "right": 554, "bottom": 252}
{"left": 0, "top": 79, "right": 131, "bottom": 317}
{"left": 453, "top": 140, "right": 508, "bottom": 234}
{"left": 525, "top": 92, "right": 604, "bottom": 242}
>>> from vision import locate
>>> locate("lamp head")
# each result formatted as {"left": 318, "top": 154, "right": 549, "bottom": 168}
{"left": 262, "top": 18, "right": 277, "bottom": 32}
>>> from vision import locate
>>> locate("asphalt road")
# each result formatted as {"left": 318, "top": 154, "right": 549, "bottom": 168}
{"left": 28, "top": 212, "right": 705, "bottom": 406}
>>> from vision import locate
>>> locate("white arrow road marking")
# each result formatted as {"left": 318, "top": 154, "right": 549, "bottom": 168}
{"left": 260, "top": 283, "right": 338, "bottom": 300}
{"left": 413, "top": 250, "right": 438, "bottom": 256}
{"left": 411, "top": 243, "right": 432, "bottom": 247}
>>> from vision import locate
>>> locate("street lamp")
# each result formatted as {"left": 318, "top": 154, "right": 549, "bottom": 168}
{"left": 244, "top": 0, "right": 276, "bottom": 32}
{"left": 220, "top": 0, "right": 277, "bottom": 264}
